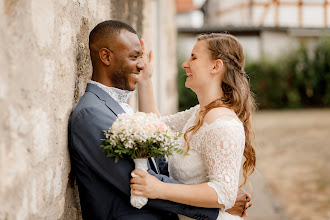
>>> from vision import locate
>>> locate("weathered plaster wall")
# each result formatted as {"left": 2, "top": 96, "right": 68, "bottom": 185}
{"left": 0, "top": 0, "right": 113, "bottom": 219}
{"left": 0, "top": 0, "right": 177, "bottom": 219}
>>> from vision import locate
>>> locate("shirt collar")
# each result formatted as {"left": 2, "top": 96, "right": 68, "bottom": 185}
{"left": 89, "top": 80, "right": 133, "bottom": 103}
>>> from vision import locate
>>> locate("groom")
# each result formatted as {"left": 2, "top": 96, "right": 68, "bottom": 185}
{"left": 68, "top": 20, "right": 250, "bottom": 220}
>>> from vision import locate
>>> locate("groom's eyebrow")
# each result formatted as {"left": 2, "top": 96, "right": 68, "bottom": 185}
{"left": 131, "top": 50, "right": 143, "bottom": 55}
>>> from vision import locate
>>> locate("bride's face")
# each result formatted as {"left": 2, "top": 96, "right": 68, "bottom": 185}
{"left": 182, "top": 40, "right": 215, "bottom": 92}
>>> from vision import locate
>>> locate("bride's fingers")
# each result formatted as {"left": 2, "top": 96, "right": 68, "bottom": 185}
{"left": 140, "top": 38, "right": 147, "bottom": 60}
{"left": 130, "top": 177, "right": 143, "bottom": 184}
{"left": 140, "top": 38, "right": 145, "bottom": 51}
{"left": 130, "top": 183, "right": 144, "bottom": 191}
{"left": 131, "top": 189, "right": 144, "bottom": 196}
{"left": 148, "top": 50, "right": 153, "bottom": 63}
{"left": 132, "top": 189, "right": 142, "bottom": 196}
{"left": 132, "top": 169, "right": 148, "bottom": 177}
{"left": 140, "top": 38, "right": 153, "bottom": 65}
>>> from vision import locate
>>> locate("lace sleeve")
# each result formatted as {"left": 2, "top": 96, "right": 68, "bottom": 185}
{"left": 160, "top": 105, "right": 199, "bottom": 132}
{"left": 201, "top": 120, "right": 245, "bottom": 210}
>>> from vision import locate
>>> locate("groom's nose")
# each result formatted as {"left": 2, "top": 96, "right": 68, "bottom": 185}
{"left": 137, "top": 59, "right": 144, "bottom": 70}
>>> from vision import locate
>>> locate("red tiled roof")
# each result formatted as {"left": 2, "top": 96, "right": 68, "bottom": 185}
{"left": 176, "top": 0, "right": 196, "bottom": 12}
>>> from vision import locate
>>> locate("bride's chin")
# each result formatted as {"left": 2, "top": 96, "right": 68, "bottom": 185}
{"left": 185, "top": 79, "right": 193, "bottom": 88}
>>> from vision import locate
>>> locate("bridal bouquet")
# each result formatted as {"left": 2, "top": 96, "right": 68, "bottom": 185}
{"left": 101, "top": 112, "right": 183, "bottom": 209}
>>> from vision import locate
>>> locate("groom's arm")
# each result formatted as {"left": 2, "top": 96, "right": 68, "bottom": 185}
{"left": 70, "top": 107, "right": 219, "bottom": 220}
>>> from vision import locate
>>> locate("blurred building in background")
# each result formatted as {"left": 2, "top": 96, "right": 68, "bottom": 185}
{"left": 177, "top": 0, "right": 330, "bottom": 61}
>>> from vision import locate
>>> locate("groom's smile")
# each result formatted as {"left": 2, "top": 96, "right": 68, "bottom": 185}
{"left": 108, "top": 30, "right": 144, "bottom": 91}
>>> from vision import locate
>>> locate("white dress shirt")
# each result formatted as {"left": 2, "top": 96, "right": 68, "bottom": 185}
{"left": 89, "top": 80, "right": 134, "bottom": 115}
{"left": 89, "top": 80, "right": 159, "bottom": 173}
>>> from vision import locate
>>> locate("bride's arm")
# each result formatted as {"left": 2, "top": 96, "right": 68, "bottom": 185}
{"left": 131, "top": 124, "right": 245, "bottom": 210}
{"left": 137, "top": 39, "right": 160, "bottom": 117}
{"left": 131, "top": 171, "right": 223, "bottom": 208}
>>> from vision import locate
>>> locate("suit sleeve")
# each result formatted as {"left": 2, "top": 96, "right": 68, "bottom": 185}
{"left": 70, "top": 107, "right": 219, "bottom": 220}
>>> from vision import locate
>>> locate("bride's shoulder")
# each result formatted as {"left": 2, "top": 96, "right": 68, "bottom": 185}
{"left": 179, "top": 104, "right": 200, "bottom": 114}
{"left": 203, "top": 107, "right": 240, "bottom": 125}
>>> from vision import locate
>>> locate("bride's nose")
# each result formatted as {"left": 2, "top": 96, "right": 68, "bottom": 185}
{"left": 182, "top": 60, "right": 189, "bottom": 69}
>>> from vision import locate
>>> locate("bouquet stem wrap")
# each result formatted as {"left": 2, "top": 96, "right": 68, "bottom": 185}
{"left": 130, "top": 158, "right": 148, "bottom": 209}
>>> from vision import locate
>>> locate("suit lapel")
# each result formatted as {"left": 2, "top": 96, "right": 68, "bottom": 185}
{"left": 148, "top": 157, "right": 159, "bottom": 174}
{"left": 86, "top": 83, "right": 160, "bottom": 174}
{"left": 86, "top": 83, "right": 125, "bottom": 116}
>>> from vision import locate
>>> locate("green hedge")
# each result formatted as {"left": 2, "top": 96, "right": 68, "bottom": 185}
{"left": 177, "top": 37, "right": 330, "bottom": 110}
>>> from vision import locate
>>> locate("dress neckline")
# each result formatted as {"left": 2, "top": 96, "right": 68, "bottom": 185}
{"left": 191, "top": 107, "right": 242, "bottom": 128}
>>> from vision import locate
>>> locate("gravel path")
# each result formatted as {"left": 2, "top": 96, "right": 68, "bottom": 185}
{"left": 241, "top": 109, "right": 330, "bottom": 220}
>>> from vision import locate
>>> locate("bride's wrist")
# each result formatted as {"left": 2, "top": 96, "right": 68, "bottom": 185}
{"left": 137, "top": 78, "right": 153, "bottom": 87}
{"left": 157, "top": 182, "right": 167, "bottom": 200}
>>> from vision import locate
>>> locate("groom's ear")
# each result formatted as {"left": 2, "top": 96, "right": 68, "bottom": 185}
{"left": 99, "top": 48, "right": 112, "bottom": 66}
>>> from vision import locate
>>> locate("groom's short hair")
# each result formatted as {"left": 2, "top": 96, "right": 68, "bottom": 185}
{"left": 89, "top": 20, "right": 137, "bottom": 50}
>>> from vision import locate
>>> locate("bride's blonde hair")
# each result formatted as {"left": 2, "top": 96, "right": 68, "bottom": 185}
{"left": 183, "top": 33, "right": 256, "bottom": 187}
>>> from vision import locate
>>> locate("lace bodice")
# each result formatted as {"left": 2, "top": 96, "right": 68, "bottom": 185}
{"left": 161, "top": 105, "right": 245, "bottom": 220}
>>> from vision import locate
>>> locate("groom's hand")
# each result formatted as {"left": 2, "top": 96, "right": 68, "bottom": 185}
{"left": 225, "top": 189, "right": 252, "bottom": 217}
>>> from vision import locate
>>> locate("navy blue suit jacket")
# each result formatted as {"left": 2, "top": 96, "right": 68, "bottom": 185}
{"left": 68, "top": 84, "right": 219, "bottom": 220}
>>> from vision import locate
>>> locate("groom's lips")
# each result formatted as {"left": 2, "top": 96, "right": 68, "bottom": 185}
{"left": 130, "top": 72, "right": 140, "bottom": 79}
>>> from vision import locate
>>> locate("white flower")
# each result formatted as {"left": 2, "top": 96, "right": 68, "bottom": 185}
{"left": 102, "top": 112, "right": 181, "bottom": 160}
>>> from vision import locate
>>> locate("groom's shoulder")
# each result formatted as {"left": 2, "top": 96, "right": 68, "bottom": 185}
{"left": 71, "top": 91, "right": 106, "bottom": 118}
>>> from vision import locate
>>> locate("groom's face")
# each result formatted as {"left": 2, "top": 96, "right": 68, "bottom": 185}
{"left": 109, "top": 30, "right": 144, "bottom": 91}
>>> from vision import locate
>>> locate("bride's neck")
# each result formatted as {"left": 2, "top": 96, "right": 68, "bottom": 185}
{"left": 197, "top": 88, "right": 223, "bottom": 110}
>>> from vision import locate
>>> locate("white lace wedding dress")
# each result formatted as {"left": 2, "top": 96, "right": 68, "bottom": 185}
{"left": 161, "top": 105, "right": 245, "bottom": 220}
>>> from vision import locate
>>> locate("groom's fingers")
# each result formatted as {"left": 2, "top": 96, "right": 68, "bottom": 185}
{"left": 246, "top": 192, "right": 251, "bottom": 200}
{"left": 245, "top": 201, "right": 252, "bottom": 209}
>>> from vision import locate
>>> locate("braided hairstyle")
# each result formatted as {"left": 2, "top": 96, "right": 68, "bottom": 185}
{"left": 183, "top": 33, "right": 256, "bottom": 187}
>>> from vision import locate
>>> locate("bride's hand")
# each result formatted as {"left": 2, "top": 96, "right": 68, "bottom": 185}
{"left": 130, "top": 168, "right": 164, "bottom": 199}
{"left": 138, "top": 38, "right": 154, "bottom": 83}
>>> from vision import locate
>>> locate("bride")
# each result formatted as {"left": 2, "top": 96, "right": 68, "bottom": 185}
{"left": 132, "top": 33, "right": 256, "bottom": 219}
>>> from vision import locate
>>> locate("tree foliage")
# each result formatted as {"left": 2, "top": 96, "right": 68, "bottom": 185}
{"left": 177, "top": 37, "right": 330, "bottom": 110}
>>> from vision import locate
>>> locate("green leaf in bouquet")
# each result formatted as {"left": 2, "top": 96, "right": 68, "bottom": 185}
{"left": 102, "top": 145, "right": 110, "bottom": 150}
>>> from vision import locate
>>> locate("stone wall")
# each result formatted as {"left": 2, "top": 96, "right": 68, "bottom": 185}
{"left": 0, "top": 0, "right": 177, "bottom": 219}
